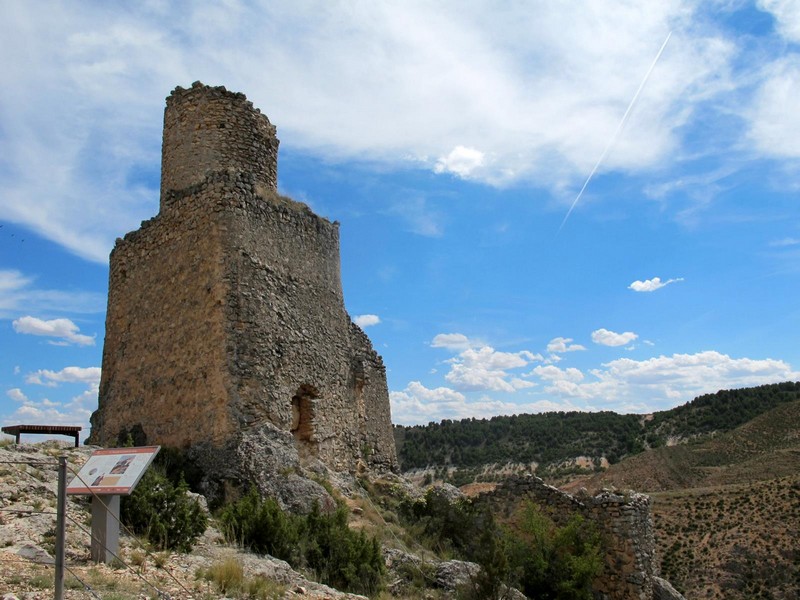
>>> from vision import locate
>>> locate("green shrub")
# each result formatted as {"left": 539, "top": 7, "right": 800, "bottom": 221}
{"left": 302, "top": 503, "right": 384, "bottom": 596}
{"left": 220, "top": 490, "right": 384, "bottom": 597}
{"left": 399, "top": 488, "right": 494, "bottom": 559}
{"left": 219, "top": 490, "right": 301, "bottom": 564}
{"left": 506, "top": 503, "right": 603, "bottom": 600}
{"left": 400, "top": 493, "right": 603, "bottom": 600}
{"left": 121, "top": 467, "right": 207, "bottom": 552}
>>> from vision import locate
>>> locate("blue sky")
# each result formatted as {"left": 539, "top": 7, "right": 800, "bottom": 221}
{"left": 1, "top": 1, "right": 799, "bottom": 441}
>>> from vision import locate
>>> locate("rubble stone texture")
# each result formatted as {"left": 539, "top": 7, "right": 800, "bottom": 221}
{"left": 88, "top": 82, "right": 397, "bottom": 498}
{"left": 480, "top": 475, "right": 679, "bottom": 600}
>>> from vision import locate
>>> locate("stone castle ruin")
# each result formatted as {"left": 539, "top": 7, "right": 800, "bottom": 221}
{"left": 86, "top": 82, "right": 679, "bottom": 599}
{"left": 88, "top": 82, "right": 397, "bottom": 506}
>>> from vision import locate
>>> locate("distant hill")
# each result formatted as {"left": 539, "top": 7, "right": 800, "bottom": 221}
{"left": 394, "top": 381, "right": 800, "bottom": 478}
{"left": 562, "top": 397, "right": 800, "bottom": 494}
{"left": 394, "top": 382, "right": 800, "bottom": 600}
{"left": 393, "top": 382, "right": 800, "bottom": 600}
{"left": 560, "top": 399, "right": 800, "bottom": 600}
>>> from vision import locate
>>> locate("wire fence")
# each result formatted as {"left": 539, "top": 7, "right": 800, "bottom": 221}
{"left": 0, "top": 454, "right": 192, "bottom": 599}
{"left": 2, "top": 448, "right": 453, "bottom": 599}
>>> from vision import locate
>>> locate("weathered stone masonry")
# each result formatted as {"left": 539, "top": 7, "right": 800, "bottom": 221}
{"left": 479, "top": 475, "right": 669, "bottom": 600}
{"left": 89, "top": 82, "right": 398, "bottom": 501}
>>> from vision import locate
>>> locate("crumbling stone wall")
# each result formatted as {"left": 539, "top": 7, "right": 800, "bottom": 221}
{"left": 89, "top": 82, "right": 397, "bottom": 497}
{"left": 479, "top": 475, "right": 659, "bottom": 600}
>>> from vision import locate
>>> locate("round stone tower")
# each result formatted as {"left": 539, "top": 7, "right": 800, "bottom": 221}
{"left": 160, "top": 81, "right": 279, "bottom": 206}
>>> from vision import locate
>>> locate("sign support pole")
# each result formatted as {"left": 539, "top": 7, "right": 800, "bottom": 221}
{"left": 90, "top": 495, "right": 120, "bottom": 564}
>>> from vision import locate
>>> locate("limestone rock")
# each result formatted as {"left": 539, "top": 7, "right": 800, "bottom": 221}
{"left": 652, "top": 576, "right": 687, "bottom": 600}
{"left": 427, "top": 482, "right": 464, "bottom": 503}
{"left": 435, "top": 559, "right": 480, "bottom": 591}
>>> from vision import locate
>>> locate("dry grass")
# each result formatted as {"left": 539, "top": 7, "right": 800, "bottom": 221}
{"left": 197, "top": 556, "right": 285, "bottom": 599}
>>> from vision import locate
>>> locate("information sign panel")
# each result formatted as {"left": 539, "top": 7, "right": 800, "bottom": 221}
{"left": 67, "top": 446, "right": 160, "bottom": 495}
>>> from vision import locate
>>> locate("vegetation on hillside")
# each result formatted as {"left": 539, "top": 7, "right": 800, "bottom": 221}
{"left": 395, "top": 411, "right": 643, "bottom": 470}
{"left": 220, "top": 490, "right": 385, "bottom": 596}
{"left": 563, "top": 398, "right": 800, "bottom": 494}
{"left": 394, "top": 382, "right": 800, "bottom": 472}
{"left": 121, "top": 466, "right": 208, "bottom": 552}
{"left": 397, "top": 489, "right": 604, "bottom": 599}
{"left": 561, "top": 395, "right": 800, "bottom": 600}
{"left": 643, "top": 381, "right": 800, "bottom": 446}
{"left": 652, "top": 476, "right": 799, "bottom": 600}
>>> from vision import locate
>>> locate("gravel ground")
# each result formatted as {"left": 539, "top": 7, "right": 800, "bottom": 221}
{"left": 0, "top": 441, "right": 366, "bottom": 600}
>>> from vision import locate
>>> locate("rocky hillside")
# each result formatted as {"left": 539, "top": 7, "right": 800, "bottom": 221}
{"left": 562, "top": 399, "right": 800, "bottom": 600}
{"left": 394, "top": 382, "right": 800, "bottom": 482}
{"left": 394, "top": 384, "right": 800, "bottom": 600}
{"left": 0, "top": 439, "right": 687, "bottom": 600}
{"left": 562, "top": 398, "right": 800, "bottom": 494}
{"left": 0, "top": 441, "right": 373, "bottom": 599}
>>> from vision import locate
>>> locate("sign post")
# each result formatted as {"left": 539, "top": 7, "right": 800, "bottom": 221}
{"left": 67, "top": 446, "right": 160, "bottom": 564}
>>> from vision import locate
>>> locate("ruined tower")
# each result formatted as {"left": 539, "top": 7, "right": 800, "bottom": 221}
{"left": 89, "top": 82, "right": 397, "bottom": 504}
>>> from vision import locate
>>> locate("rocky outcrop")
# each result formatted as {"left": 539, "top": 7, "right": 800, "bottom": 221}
{"left": 653, "top": 576, "right": 687, "bottom": 600}
{"left": 435, "top": 560, "right": 481, "bottom": 591}
{"left": 0, "top": 442, "right": 367, "bottom": 599}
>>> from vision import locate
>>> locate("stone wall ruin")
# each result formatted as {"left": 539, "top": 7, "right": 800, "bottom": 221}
{"left": 478, "top": 475, "right": 678, "bottom": 600}
{"left": 88, "top": 82, "right": 398, "bottom": 504}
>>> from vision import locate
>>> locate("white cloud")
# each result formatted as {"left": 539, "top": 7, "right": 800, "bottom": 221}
{"left": 3, "top": 396, "right": 93, "bottom": 431}
{"left": 531, "top": 365, "right": 585, "bottom": 384}
{"left": 591, "top": 328, "right": 638, "bottom": 347}
{"left": 434, "top": 146, "right": 485, "bottom": 178}
{"left": 2, "top": 371, "right": 100, "bottom": 439}
{"left": 770, "top": 237, "right": 800, "bottom": 247}
{"left": 546, "top": 337, "right": 586, "bottom": 353}
{"left": 389, "top": 195, "right": 444, "bottom": 237}
{"left": 431, "top": 333, "right": 476, "bottom": 351}
{"left": 747, "top": 56, "right": 800, "bottom": 159}
{"left": 758, "top": 0, "right": 800, "bottom": 42}
{"left": 510, "top": 378, "right": 536, "bottom": 390}
{"left": 396, "top": 381, "right": 466, "bottom": 405}
{"left": 13, "top": 316, "right": 96, "bottom": 346}
{"left": 25, "top": 366, "right": 102, "bottom": 389}
{"left": 0, "top": 2, "right": 775, "bottom": 258}
{"left": 0, "top": 270, "right": 105, "bottom": 318}
{"left": 535, "top": 351, "right": 799, "bottom": 411}
{"left": 390, "top": 381, "right": 576, "bottom": 425}
{"left": 353, "top": 314, "right": 381, "bottom": 328}
{"left": 0, "top": 270, "right": 33, "bottom": 294}
{"left": 7, "top": 388, "right": 28, "bottom": 403}
{"left": 390, "top": 381, "right": 466, "bottom": 423}
{"left": 628, "top": 276, "right": 683, "bottom": 292}
{"left": 445, "top": 346, "right": 540, "bottom": 392}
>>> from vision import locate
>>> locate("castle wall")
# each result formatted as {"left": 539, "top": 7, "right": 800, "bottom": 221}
{"left": 217, "top": 173, "right": 397, "bottom": 470}
{"left": 90, "top": 82, "right": 397, "bottom": 479}
{"left": 92, "top": 181, "right": 235, "bottom": 447}
{"left": 480, "top": 476, "right": 658, "bottom": 600}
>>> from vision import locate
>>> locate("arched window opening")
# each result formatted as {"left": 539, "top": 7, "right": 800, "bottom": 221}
{"left": 291, "top": 384, "right": 318, "bottom": 451}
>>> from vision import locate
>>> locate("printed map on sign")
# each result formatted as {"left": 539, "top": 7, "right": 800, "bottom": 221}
{"left": 67, "top": 446, "right": 160, "bottom": 495}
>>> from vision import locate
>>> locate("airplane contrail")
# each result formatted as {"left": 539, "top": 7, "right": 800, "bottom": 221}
{"left": 558, "top": 30, "right": 673, "bottom": 233}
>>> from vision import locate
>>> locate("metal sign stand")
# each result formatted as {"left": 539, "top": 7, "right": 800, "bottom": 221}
{"left": 90, "top": 495, "right": 121, "bottom": 563}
